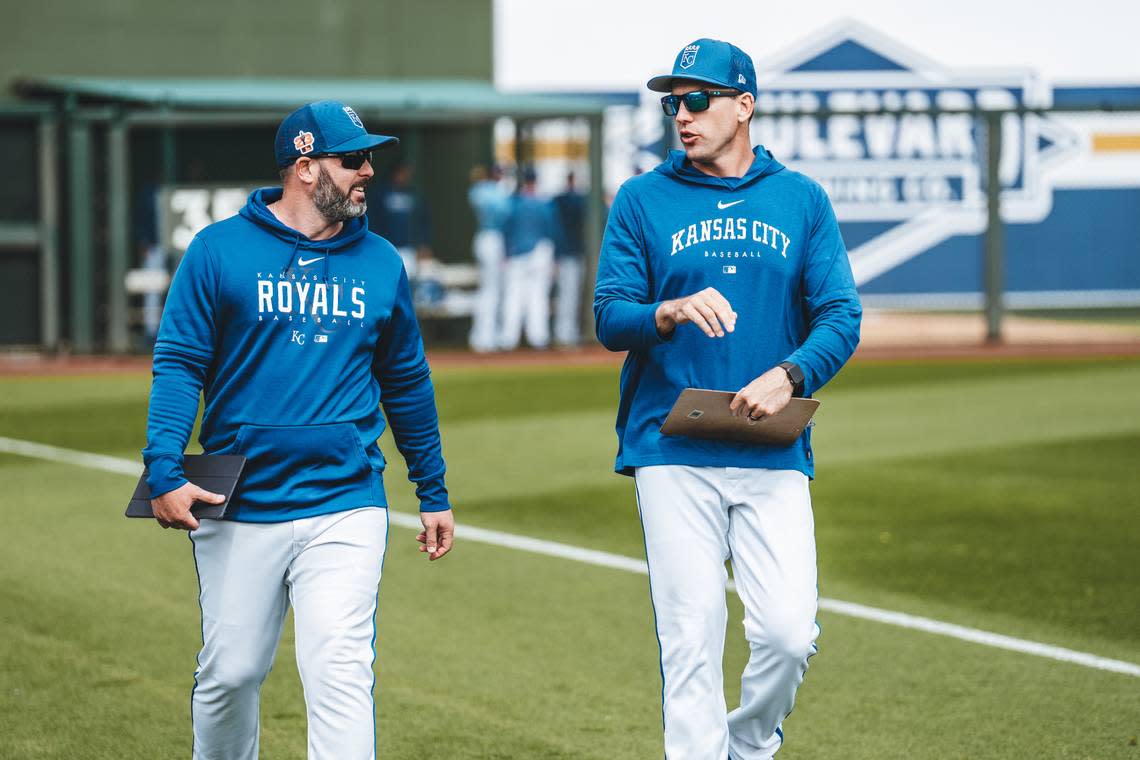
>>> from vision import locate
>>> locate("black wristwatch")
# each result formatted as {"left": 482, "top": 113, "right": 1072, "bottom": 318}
{"left": 778, "top": 361, "right": 805, "bottom": 397}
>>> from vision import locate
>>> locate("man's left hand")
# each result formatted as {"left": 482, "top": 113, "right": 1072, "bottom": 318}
{"left": 730, "top": 367, "right": 794, "bottom": 421}
{"left": 416, "top": 509, "right": 455, "bottom": 562}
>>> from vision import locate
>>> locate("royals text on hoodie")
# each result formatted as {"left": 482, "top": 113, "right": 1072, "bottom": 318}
{"left": 143, "top": 188, "right": 449, "bottom": 521}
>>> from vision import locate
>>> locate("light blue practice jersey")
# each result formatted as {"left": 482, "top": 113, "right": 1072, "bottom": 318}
{"left": 503, "top": 193, "right": 557, "bottom": 257}
{"left": 468, "top": 179, "right": 511, "bottom": 232}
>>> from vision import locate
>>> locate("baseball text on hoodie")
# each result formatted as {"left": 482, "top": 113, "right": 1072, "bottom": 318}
{"left": 594, "top": 148, "right": 862, "bottom": 477}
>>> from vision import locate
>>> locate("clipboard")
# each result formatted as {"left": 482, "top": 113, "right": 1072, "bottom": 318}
{"left": 125, "top": 454, "right": 246, "bottom": 519}
{"left": 660, "top": 388, "right": 819, "bottom": 446}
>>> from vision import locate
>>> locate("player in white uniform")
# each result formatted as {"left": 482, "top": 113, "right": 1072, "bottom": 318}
{"left": 499, "top": 168, "right": 556, "bottom": 351}
{"left": 468, "top": 164, "right": 510, "bottom": 352}
{"left": 594, "top": 41, "right": 862, "bottom": 759}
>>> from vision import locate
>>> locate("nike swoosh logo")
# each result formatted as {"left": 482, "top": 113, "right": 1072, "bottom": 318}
{"left": 297, "top": 256, "right": 325, "bottom": 267}
{"left": 717, "top": 199, "right": 745, "bottom": 210}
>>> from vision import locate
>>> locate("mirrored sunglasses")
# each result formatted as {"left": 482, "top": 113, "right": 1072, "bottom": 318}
{"left": 660, "top": 89, "right": 740, "bottom": 116}
{"left": 308, "top": 150, "right": 373, "bottom": 170}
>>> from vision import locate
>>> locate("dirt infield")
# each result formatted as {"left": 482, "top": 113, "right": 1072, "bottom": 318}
{"left": 3, "top": 311, "right": 1140, "bottom": 376}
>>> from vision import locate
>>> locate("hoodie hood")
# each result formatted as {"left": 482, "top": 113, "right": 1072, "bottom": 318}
{"left": 240, "top": 187, "right": 369, "bottom": 250}
{"left": 655, "top": 146, "right": 784, "bottom": 191}
{"left": 240, "top": 187, "right": 371, "bottom": 279}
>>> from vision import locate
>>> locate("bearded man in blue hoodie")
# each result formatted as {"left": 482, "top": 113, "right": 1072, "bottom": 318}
{"left": 143, "top": 101, "right": 454, "bottom": 760}
{"left": 594, "top": 41, "right": 861, "bottom": 759}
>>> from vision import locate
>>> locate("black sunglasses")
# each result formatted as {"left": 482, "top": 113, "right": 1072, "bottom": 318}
{"left": 304, "top": 150, "right": 373, "bottom": 170}
{"left": 660, "top": 89, "right": 740, "bottom": 116}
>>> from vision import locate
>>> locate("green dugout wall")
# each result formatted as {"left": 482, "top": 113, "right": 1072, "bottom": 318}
{"left": 0, "top": 0, "right": 533, "bottom": 350}
{"left": 0, "top": 0, "right": 612, "bottom": 353}
{"left": 1, "top": 0, "right": 493, "bottom": 82}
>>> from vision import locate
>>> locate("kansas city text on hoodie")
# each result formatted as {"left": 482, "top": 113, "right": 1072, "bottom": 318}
{"left": 594, "top": 147, "right": 862, "bottom": 477}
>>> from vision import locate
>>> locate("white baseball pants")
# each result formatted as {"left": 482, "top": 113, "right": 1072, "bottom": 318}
{"left": 468, "top": 229, "right": 505, "bottom": 352}
{"left": 498, "top": 240, "right": 554, "bottom": 350}
{"left": 634, "top": 466, "right": 820, "bottom": 760}
{"left": 554, "top": 256, "right": 584, "bottom": 346}
{"left": 188, "top": 506, "right": 389, "bottom": 760}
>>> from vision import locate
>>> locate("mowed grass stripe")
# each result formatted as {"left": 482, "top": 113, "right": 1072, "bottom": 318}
{"left": 381, "top": 362, "right": 1140, "bottom": 506}
{"left": 3, "top": 358, "right": 1139, "bottom": 466}
{"left": 3, "top": 436, "right": 1137, "bottom": 679}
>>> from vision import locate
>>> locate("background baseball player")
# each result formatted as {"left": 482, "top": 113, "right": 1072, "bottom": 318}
{"left": 143, "top": 100, "right": 454, "bottom": 759}
{"left": 552, "top": 170, "right": 586, "bottom": 347}
{"left": 499, "top": 167, "right": 557, "bottom": 351}
{"left": 367, "top": 160, "right": 433, "bottom": 280}
{"left": 594, "top": 40, "right": 861, "bottom": 759}
{"left": 467, "top": 163, "right": 511, "bottom": 352}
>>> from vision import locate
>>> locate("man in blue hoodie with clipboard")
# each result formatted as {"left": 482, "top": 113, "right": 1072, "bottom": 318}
{"left": 143, "top": 101, "right": 453, "bottom": 759}
{"left": 594, "top": 40, "right": 861, "bottom": 760}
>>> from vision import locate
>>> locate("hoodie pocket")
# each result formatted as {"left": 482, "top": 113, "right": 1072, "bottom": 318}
{"left": 232, "top": 422, "right": 371, "bottom": 501}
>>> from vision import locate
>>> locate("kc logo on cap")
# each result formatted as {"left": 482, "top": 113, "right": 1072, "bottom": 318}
{"left": 342, "top": 106, "right": 364, "bottom": 129}
{"left": 293, "top": 131, "right": 315, "bottom": 155}
{"left": 680, "top": 44, "right": 699, "bottom": 69}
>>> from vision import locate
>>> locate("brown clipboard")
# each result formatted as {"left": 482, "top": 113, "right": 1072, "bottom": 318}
{"left": 660, "top": 388, "right": 819, "bottom": 446}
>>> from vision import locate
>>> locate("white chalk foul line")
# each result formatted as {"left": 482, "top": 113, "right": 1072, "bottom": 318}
{"left": 389, "top": 514, "right": 1139, "bottom": 678}
{"left": 3, "top": 434, "right": 1137, "bottom": 679}
{"left": 0, "top": 435, "right": 144, "bottom": 476}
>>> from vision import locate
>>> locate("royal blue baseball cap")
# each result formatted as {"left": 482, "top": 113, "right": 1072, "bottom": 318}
{"left": 647, "top": 39, "right": 757, "bottom": 97}
{"left": 274, "top": 100, "right": 399, "bottom": 168}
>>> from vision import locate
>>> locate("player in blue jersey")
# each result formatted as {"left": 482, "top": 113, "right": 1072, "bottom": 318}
{"left": 594, "top": 40, "right": 861, "bottom": 759}
{"left": 144, "top": 101, "right": 454, "bottom": 759}
{"left": 500, "top": 167, "right": 557, "bottom": 350}
{"left": 552, "top": 170, "right": 587, "bottom": 346}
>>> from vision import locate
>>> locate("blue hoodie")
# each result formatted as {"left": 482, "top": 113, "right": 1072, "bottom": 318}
{"left": 594, "top": 148, "right": 862, "bottom": 477}
{"left": 143, "top": 188, "right": 449, "bottom": 521}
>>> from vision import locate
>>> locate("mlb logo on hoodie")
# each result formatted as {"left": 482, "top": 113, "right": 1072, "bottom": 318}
{"left": 723, "top": 265, "right": 737, "bottom": 274}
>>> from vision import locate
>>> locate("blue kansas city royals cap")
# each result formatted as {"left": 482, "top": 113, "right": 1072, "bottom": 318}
{"left": 274, "top": 100, "right": 399, "bottom": 168}
{"left": 647, "top": 38, "right": 757, "bottom": 98}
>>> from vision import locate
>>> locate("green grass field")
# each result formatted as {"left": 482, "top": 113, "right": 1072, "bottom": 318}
{"left": 1, "top": 356, "right": 1138, "bottom": 759}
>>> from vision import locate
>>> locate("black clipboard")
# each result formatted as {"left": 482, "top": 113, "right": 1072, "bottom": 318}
{"left": 125, "top": 454, "right": 246, "bottom": 519}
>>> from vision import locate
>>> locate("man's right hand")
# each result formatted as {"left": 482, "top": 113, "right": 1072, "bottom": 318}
{"left": 655, "top": 287, "right": 737, "bottom": 339}
{"left": 151, "top": 482, "right": 225, "bottom": 531}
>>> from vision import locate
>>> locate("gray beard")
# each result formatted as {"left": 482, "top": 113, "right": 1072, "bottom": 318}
{"left": 313, "top": 167, "right": 367, "bottom": 222}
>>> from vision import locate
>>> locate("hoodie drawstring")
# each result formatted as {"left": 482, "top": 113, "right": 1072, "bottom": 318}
{"left": 281, "top": 234, "right": 302, "bottom": 277}
{"left": 279, "top": 234, "right": 330, "bottom": 282}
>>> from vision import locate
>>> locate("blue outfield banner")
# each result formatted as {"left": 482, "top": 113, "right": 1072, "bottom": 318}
{"left": 729, "top": 20, "right": 1140, "bottom": 308}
